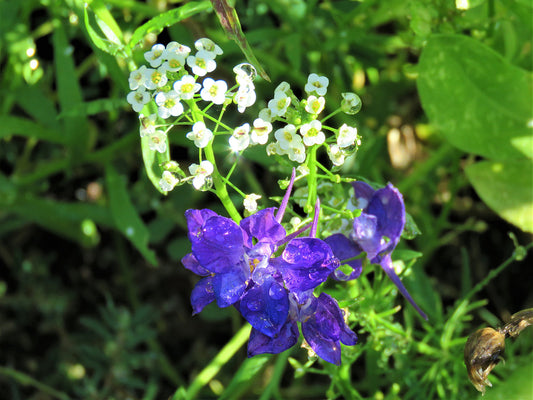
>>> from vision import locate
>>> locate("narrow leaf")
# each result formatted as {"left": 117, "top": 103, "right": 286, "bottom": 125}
{"left": 105, "top": 164, "right": 158, "bottom": 265}
{"left": 0, "top": 116, "right": 65, "bottom": 144}
{"left": 128, "top": 2, "right": 212, "bottom": 50}
{"left": 210, "top": 0, "right": 270, "bottom": 81}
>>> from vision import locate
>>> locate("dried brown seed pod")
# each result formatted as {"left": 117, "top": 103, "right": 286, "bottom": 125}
{"left": 464, "top": 308, "right": 533, "bottom": 394}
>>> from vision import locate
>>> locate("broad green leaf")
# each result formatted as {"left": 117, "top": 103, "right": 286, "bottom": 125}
{"left": 105, "top": 165, "right": 158, "bottom": 265}
{"left": 219, "top": 355, "right": 270, "bottom": 400}
{"left": 83, "top": 1, "right": 128, "bottom": 57}
{"left": 210, "top": 0, "right": 270, "bottom": 81}
{"left": 465, "top": 159, "right": 533, "bottom": 233}
{"left": 417, "top": 34, "right": 533, "bottom": 160}
{"left": 128, "top": 2, "right": 212, "bottom": 50}
{"left": 141, "top": 135, "right": 170, "bottom": 194}
{"left": 0, "top": 116, "right": 65, "bottom": 144}
{"left": 52, "top": 20, "right": 90, "bottom": 162}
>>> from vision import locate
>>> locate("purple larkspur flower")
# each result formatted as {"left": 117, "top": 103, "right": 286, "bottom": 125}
{"left": 325, "top": 181, "right": 427, "bottom": 320}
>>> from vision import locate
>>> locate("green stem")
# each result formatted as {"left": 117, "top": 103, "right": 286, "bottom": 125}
{"left": 186, "top": 99, "right": 242, "bottom": 222}
{"left": 180, "top": 324, "right": 252, "bottom": 400}
{"left": 258, "top": 350, "right": 292, "bottom": 400}
{"left": 305, "top": 145, "right": 319, "bottom": 214}
{"left": 0, "top": 366, "right": 71, "bottom": 400}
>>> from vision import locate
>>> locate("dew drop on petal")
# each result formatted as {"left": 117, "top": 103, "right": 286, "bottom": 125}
{"left": 268, "top": 284, "right": 285, "bottom": 300}
{"left": 247, "top": 300, "right": 262, "bottom": 311}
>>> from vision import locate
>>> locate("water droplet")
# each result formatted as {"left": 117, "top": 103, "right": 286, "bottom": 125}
{"left": 268, "top": 284, "right": 285, "bottom": 300}
{"left": 247, "top": 300, "right": 262, "bottom": 311}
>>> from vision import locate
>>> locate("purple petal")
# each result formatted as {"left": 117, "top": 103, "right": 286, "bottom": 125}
{"left": 185, "top": 209, "right": 218, "bottom": 236}
{"left": 212, "top": 269, "right": 248, "bottom": 308}
{"left": 239, "top": 278, "right": 289, "bottom": 337}
{"left": 247, "top": 321, "right": 299, "bottom": 357}
{"left": 351, "top": 213, "right": 382, "bottom": 259}
{"left": 190, "top": 216, "right": 245, "bottom": 274}
{"left": 324, "top": 234, "right": 363, "bottom": 281}
{"left": 182, "top": 253, "right": 211, "bottom": 276}
{"left": 275, "top": 168, "right": 296, "bottom": 223}
{"left": 241, "top": 208, "right": 286, "bottom": 245}
{"left": 273, "top": 238, "right": 339, "bottom": 292}
{"left": 191, "top": 276, "right": 216, "bottom": 315}
{"left": 351, "top": 181, "right": 375, "bottom": 210}
{"left": 367, "top": 183, "right": 405, "bottom": 252}
{"left": 379, "top": 254, "right": 428, "bottom": 320}
{"left": 301, "top": 320, "right": 341, "bottom": 365}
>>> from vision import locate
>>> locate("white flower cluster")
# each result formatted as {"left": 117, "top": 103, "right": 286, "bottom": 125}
{"left": 127, "top": 38, "right": 260, "bottom": 193}
{"left": 257, "top": 74, "right": 362, "bottom": 166}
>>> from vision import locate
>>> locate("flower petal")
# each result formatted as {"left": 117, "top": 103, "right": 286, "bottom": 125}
{"left": 239, "top": 278, "right": 289, "bottom": 337}
{"left": 185, "top": 209, "right": 218, "bottom": 234}
{"left": 190, "top": 215, "right": 245, "bottom": 273}
{"left": 191, "top": 276, "right": 216, "bottom": 315}
{"left": 181, "top": 252, "right": 211, "bottom": 276}
{"left": 212, "top": 269, "right": 248, "bottom": 308}
{"left": 240, "top": 208, "right": 286, "bottom": 245}
{"left": 351, "top": 181, "right": 375, "bottom": 210}
{"left": 324, "top": 233, "right": 362, "bottom": 280}
{"left": 379, "top": 254, "right": 428, "bottom": 320}
{"left": 247, "top": 321, "right": 299, "bottom": 357}
{"left": 351, "top": 213, "right": 381, "bottom": 260}
{"left": 273, "top": 238, "right": 339, "bottom": 292}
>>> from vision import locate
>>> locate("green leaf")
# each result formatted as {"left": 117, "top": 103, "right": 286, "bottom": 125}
{"left": 0, "top": 116, "right": 65, "bottom": 144}
{"left": 219, "top": 355, "right": 270, "bottom": 400}
{"left": 128, "top": 2, "right": 212, "bottom": 50}
{"left": 83, "top": 1, "right": 128, "bottom": 57}
{"left": 465, "top": 159, "right": 533, "bottom": 233}
{"left": 52, "top": 19, "right": 91, "bottom": 163}
{"left": 417, "top": 34, "right": 533, "bottom": 160}
{"left": 105, "top": 164, "right": 158, "bottom": 265}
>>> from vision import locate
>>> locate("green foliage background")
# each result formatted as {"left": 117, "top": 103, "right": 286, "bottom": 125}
{"left": 0, "top": 0, "right": 532, "bottom": 399}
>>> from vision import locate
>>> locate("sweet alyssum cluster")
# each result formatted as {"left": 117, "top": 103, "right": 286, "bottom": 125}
{"left": 130, "top": 38, "right": 426, "bottom": 365}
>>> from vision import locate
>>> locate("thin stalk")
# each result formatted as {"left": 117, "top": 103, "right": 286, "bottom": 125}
{"left": 0, "top": 366, "right": 71, "bottom": 400}
{"left": 180, "top": 324, "right": 252, "bottom": 400}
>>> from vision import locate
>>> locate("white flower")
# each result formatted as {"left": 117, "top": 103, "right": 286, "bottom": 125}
{"left": 200, "top": 78, "right": 227, "bottom": 105}
{"left": 300, "top": 120, "right": 325, "bottom": 146}
{"left": 173, "top": 75, "right": 201, "bottom": 100}
{"left": 189, "top": 160, "right": 214, "bottom": 190}
{"left": 251, "top": 118, "right": 272, "bottom": 145}
{"left": 155, "top": 90, "right": 183, "bottom": 119}
{"left": 127, "top": 87, "right": 150, "bottom": 112}
{"left": 243, "top": 193, "right": 261, "bottom": 212}
{"left": 166, "top": 41, "right": 191, "bottom": 57}
{"left": 274, "top": 81, "right": 290, "bottom": 96}
{"left": 194, "top": 38, "right": 223, "bottom": 56}
{"left": 268, "top": 92, "right": 291, "bottom": 117}
{"left": 287, "top": 141, "right": 306, "bottom": 163}
{"left": 258, "top": 107, "right": 273, "bottom": 122}
{"left": 341, "top": 92, "right": 362, "bottom": 115}
{"left": 274, "top": 124, "right": 299, "bottom": 151}
{"left": 337, "top": 123, "right": 358, "bottom": 148}
{"left": 186, "top": 121, "right": 213, "bottom": 148}
{"left": 144, "top": 44, "right": 166, "bottom": 68}
{"left": 128, "top": 65, "right": 148, "bottom": 90}
{"left": 266, "top": 142, "right": 284, "bottom": 156}
{"left": 328, "top": 144, "right": 345, "bottom": 166}
{"left": 147, "top": 130, "right": 167, "bottom": 153}
{"left": 143, "top": 66, "right": 168, "bottom": 90}
{"left": 187, "top": 50, "right": 216, "bottom": 76}
{"left": 139, "top": 113, "right": 157, "bottom": 137}
{"left": 305, "top": 95, "right": 325, "bottom": 115}
{"left": 229, "top": 123, "right": 251, "bottom": 152}
{"left": 159, "top": 171, "right": 179, "bottom": 192}
{"left": 305, "top": 73, "right": 329, "bottom": 96}
{"left": 297, "top": 165, "right": 310, "bottom": 176}
{"left": 162, "top": 52, "right": 186, "bottom": 72}
{"left": 234, "top": 83, "right": 256, "bottom": 113}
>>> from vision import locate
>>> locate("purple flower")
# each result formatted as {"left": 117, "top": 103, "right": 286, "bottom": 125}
{"left": 182, "top": 207, "right": 285, "bottom": 313}
{"left": 325, "top": 181, "right": 427, "bottom": 320}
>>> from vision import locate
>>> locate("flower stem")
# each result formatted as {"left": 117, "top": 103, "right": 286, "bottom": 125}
{"left": 305, "top": 145, "right": 319, "bottom": 214}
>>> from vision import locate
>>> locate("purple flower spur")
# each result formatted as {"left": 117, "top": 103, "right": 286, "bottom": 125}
{"left": 325, "top": 181, "right": 427, "bottom": 320}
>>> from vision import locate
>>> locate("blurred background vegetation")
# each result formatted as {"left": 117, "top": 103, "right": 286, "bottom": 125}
{"left": 0, "top": 0, "right": 531, "bottom": 399}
